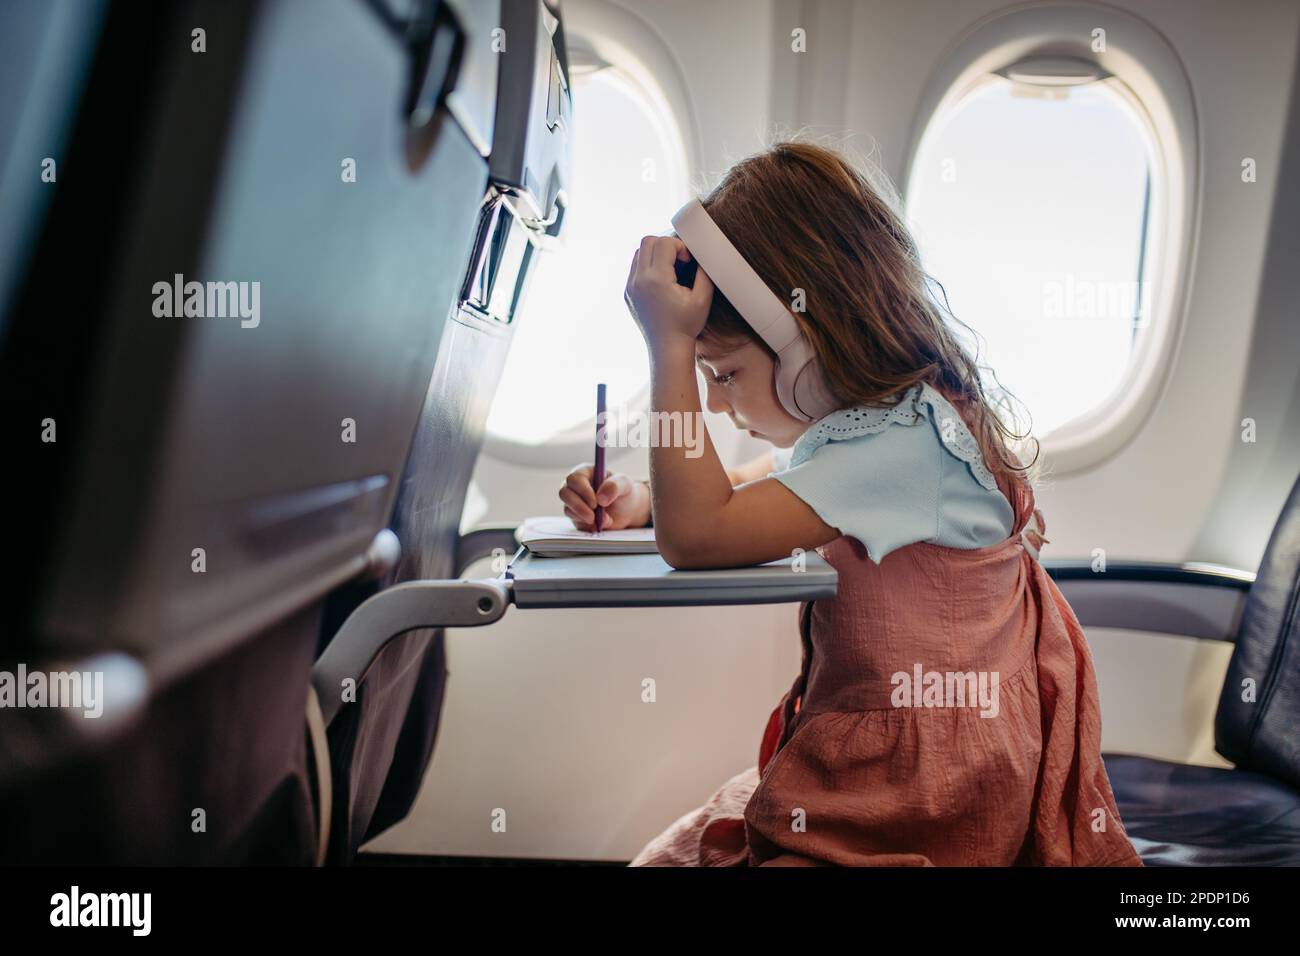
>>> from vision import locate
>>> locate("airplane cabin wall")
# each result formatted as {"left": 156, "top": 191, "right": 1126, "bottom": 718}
{"left": 369, "top": 0, "right": 1300, "bottom": 860}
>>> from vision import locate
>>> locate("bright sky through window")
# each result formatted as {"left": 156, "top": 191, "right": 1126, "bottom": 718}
{"left": 906, "top": 78, "right": 1152, "bottom": 437}
{"left": 485, "top": 68, "right": 685, "bottom": 446}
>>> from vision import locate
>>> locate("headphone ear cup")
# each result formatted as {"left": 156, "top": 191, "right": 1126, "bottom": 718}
{"left": 792, "top": 360, "right": 837, "bottom": 422}
{"left": 772, "top": 339, "right": 836, "bottom": 422}
{"left": 772, "top": 355, "right": 807, "bottom": 422}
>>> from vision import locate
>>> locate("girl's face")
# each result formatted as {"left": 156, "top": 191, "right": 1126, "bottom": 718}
{"left": 695, "top": 337, "right": 812, "bottom": 448}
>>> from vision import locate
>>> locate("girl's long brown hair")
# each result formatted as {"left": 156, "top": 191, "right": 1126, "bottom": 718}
{"left": 695, "top": 138, "right": 1039, "bottom": 490}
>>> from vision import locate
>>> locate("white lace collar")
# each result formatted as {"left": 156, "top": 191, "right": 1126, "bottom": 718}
{"left": 787, "top": 382, "right": 999, "bottom": 492}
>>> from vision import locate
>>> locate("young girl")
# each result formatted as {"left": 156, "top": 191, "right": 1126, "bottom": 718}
{"left": 558, "top": 141, "right": 1142, "bottom": 867}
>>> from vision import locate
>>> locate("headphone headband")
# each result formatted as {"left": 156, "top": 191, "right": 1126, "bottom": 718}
{"left": 670, "top": 197, "right": 837, "bottom": 422}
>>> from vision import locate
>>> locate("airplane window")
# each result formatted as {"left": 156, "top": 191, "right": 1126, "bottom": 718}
{"left": 905, "top": 75, "right": 1155, "bottom": 437}
{"left": 484, "top": 65, "right": 689, "bottom": 448}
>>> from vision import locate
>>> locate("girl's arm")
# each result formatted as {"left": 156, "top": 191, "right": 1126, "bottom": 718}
{"left": 647, "top": 337, "right": 839, "bottom": 569}
{"left": 558, "top": 448, "right": 769, "bottom": 533}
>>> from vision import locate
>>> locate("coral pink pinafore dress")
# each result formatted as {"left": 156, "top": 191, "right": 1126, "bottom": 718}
{"left": 629, "top": 384, "right": 1142, "bottom": 867}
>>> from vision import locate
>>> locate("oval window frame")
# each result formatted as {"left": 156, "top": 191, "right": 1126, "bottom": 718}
{"left": 899, "top": 2, "right": 1199, "bottom": 474}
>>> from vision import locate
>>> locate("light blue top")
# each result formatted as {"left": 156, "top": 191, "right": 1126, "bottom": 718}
{"left": 767, "top": 382, "right": 1015, "bottom": 564}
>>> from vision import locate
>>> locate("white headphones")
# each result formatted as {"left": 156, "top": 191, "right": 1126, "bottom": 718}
{"left": 671, "top": 197, "right": 838, "bottom": 423}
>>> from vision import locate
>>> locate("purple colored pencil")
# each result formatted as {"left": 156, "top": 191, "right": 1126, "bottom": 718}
{"left": 593, "top": 383, "right": 607, "bottom": 533}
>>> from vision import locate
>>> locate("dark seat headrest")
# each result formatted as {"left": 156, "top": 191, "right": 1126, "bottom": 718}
{"left": 1215, "top": 471, "right": 1300, "bottom": 788}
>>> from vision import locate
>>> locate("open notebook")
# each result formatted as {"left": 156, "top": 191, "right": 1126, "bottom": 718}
{"left": 517, "top": 515, "right": 659, "bottom": 557}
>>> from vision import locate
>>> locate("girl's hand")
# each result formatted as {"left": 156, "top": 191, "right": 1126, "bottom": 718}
{"left": 559, "top": 464, "right": 652, "bottom": 531}
{"left": 624, "top": 235, "right": 715, "bottom": 348}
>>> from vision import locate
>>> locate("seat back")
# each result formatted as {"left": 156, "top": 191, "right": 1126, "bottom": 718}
{"left": 316, "top": 0, "right": 573, "bottom": 863}
{"left": 1216, "top": 472, "right": 1300, "bottom": 788}
{"left": 0, "top": 0, "right": 492, "bottom": 863}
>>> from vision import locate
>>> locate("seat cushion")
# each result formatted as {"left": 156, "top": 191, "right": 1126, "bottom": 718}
{"left": 1103, "top": 753, "right": 1300, "bottom": 865}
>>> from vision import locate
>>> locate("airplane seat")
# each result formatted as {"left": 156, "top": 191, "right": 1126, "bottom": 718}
{"left": 1099, "top": 471, "right": 1300, "bottom": 866}
{"left": 0, "top": 0, "right": 503, "bottom": 863}
{"left": 311, "top": 0, "right": 571, "bottom": 864}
